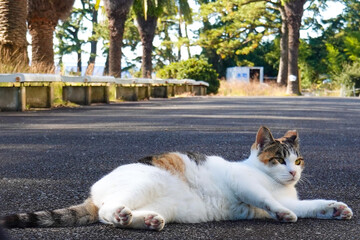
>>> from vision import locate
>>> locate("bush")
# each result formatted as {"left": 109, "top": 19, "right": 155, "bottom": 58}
{"left": 157, "top": 58, "right": 220, "bottom": 94}
{"left": 331, "top": 61, "right": 360, "bottom": 95}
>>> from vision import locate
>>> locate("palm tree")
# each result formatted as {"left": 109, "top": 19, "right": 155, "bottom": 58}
{"left": 28, "top": 0, "right": 75, "bottom": 73}
{"left": 103, "top": 0, "right": 134, "bottom": 78}
{"left": 134, "top": 0, "right": 191, "bottom": 78}
{"left": 284, "top": 0, "right": 306, "bottom": 95}
{"left": 0, "top": 0, "right": 28, "bottom": 67}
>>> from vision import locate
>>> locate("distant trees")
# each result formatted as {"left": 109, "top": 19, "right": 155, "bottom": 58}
{"left": 1, "top": 0, "right": 360, "bottom": 96}
{"left": 133, "top": 0, "right": 192, "bottom": 78}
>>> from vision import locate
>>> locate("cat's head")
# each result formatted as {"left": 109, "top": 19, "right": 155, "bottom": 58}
{"left": 250, "top": 126, "right": 304, "bottom": 185}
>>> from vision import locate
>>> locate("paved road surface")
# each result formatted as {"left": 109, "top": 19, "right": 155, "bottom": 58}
{"left": 0, "top": 97, "right": 359, "bottom": 239}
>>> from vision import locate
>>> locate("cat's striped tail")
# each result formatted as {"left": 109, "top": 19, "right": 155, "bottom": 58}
{"left": 0, "top": 198, "right": 99, "bottom": 228}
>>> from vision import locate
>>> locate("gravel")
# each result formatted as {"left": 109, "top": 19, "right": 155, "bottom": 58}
{"left": 0, "top": 97, "right": 359, "bottom": 239}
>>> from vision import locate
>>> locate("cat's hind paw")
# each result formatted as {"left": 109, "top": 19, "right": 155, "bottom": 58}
{"left": 275, "top": 210, "right": 297, "bottom": 223}
{"left": 320, "top": 202, "right": 353, "bottom": 220}
{"left": 144, "top": 213, "right": 165, "bottom": 231}
{"left": 114, "top": 206, "right": 133, "bottom": 226}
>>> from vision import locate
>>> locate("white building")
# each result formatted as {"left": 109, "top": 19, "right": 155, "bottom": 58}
{"left": 226, "top": 67, "right": 264, "bottom": 83}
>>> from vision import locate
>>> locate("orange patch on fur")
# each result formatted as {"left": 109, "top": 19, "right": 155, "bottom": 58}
{"left": 84, "top": 198, "right": 99, "bottom": 219}
{"left": 251, "top": 142, "right": 258, "bottom": 150}
{"left": 258, "top": 151, "right": 275, "bottom": 164}
{"left": 152, "top": 153, "right": 186, "bottom": 180}
{"left": 276, "top": 137, "right": 286, "bottom": 143}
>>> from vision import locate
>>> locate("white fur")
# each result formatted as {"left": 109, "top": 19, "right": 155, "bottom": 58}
{"left": 90, "top": 150, "right": 353, "bottom": 231}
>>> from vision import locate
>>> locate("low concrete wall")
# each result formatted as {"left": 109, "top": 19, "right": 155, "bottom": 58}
{"left": 0, "top": 87, "right": 22, "bottom": 111}
{"left": 91, "top": 86, "right": 109, "bottom": 104}
{"left": 26, "top": 86, "right": 52, "bottom": 108}
{"left": 116, "top": 86, "right": 138, "bottom": 101}
{"left": 193, "top": 85, "right": 207, "bottom": 96}
{"left": 63, "top": 86, "right": 88, "bottom": 105}
{"left": 116, "top": 86, "right": 151, "bottom": 101}
{"left": 138, "top": 86, "right": 150, "bottom": 100}
{"left": 63, "top": 85, "right": 109, "bottom": 105}
{"left": 151, "top": 86, "right": 168, "bottom": 98}
{"left": 0, "top": 74, "right": 208, "bottom": 111}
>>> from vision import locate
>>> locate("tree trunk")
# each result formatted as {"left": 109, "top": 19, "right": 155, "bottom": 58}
{"left": 28, "top": 0, "right": 74, "bottom": 73}
{"left": 285, "top": 0, "right": 306, "bottom": 95}
{"left": 277, "top": 5, "right": 288, "bottom": 86}
{"left": 178, "top": 8, "right": 182, "bottom": 61}
{"left": 104, "top": 52, "right": 109, "bottom": 76}
{"left": 104, "top": 0, "right": 133, "bottom": 78}
{"left": 28, "top": 20, "right": 56, "bottom": 73}
{"left": 0, "top": 0, "right": 28, "bottom": 66}
{"left": 86, "top": 8, "right": 98, "bottom": 76}
{"left": 77, "top": 51, "right": 82, "bottom": 75}
{"left": 185, "top": 22, "right": 191, "bottom": 59}
{"left": 136, "top": 15, "right": 157, "bottom": 78}
{"left": 108, "top": 16, "right": 125, "bottom": 78}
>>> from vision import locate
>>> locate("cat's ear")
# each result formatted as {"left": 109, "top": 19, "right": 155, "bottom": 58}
{"left": 284, "top": 130, "right": 299, "bottom": 145}
{"left": 255, "top": 126, "right": 275, "bottom": 150}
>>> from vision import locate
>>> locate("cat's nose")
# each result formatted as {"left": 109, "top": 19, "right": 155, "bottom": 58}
{"left": 289, "top": 171, "right": 297, "bottom": 177}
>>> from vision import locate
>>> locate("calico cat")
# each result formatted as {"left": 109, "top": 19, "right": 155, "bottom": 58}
{"left": 1, "top": 126, "right": 353, "bottom": 231}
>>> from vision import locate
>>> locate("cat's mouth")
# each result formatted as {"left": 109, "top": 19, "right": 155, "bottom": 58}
{"left": 285, "top": 177, "right": 299, "bottom": 184}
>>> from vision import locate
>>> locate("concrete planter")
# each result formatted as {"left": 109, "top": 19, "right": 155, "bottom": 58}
{"left": 0, "top": 74, "right": 61, "bottom": 111}
{"left": 0, "top": 74, "right": 208, "bottom": 111}
{"left": 115, "top": 78, "right": 151, "bottom": 101}
{"left": 62, "top": 76, "right": 114, "bottom": 105}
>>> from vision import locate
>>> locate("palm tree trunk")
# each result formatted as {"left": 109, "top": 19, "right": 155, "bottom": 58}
{"left": 86, "top": 8, "right": 98, "bottom": 76}
{"left": 137, "top": 15, "right": 157, "bottom": 78}
{"left": 28, "top": 0, "right": 74, "bottom": 73}
{"left": 185, "top": 22, "right": 191, "bottom": 59}
{"left": 178, "top": 8, "right": 182, "bottom": 61}
{"left": 77, "top": 51, "right": 82, "bottom": 75}
{"left": 0, "top": 0, "right": 28, "bottom": 66}
{"left": 104, "top": 0, "right": 134, "bottom": 78}
{"left": 285, "top": 0, "right": 306, "bottom": 95}
{"left": 108, "top": 17, "right": 126, "bottom": 78}
{"left": 277, "top": 5, "right": 288, "bottom": 86}
{"left": 29, "top": 21, "right": 56, "bottom": 73}
{"left": 104, "top": 52, "right": 109, "bottom": 76}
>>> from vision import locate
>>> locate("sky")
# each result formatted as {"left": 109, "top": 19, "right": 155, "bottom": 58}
{"left": 26, "top": 0, "right": 346, "bottom": 75}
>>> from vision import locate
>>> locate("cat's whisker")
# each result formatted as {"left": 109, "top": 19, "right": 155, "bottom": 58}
{"left": 297, "top": 175, "right": 313, "bottom": 188}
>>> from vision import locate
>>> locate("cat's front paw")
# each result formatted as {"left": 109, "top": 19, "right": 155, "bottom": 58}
{"left": 114, "top": 206, "right": 133, "bottom": 226}
{"left": 318, "top": 202, "right": 353, "bottom": 220}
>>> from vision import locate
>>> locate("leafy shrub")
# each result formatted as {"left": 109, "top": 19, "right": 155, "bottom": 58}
{"left": 157, "top": 58, "right": 220, "bottom": 94}
{"left": 331, "top": 61, "right": 360, "bottom": 95}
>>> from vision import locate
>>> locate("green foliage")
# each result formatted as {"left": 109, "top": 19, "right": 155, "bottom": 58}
{"left": 198, "top": 0, "right": 276, "bottom": 59}
{"left": 196, "top": 0, "right": 280, "bottom": 78}
{"left": 325, "top": 42, "right": 345, "bottom": 74}
{"left": 157, "top": 58, "right": 219, "bottom": 94}
{"left": 133, "top": 0, "right": 168, "bottom": 18}
{"left": 55, "top": 8, "right": 86, "bottom": 56}
{"left": 344, "top": 32, "right": 360, "bottom": 61}
{"left": 298, "top": 38, "right": 329, "bottom": 89}
{"left": 332, "top": 61, "right": 360, "bottom": 92}
{"left": 236, "top": 40, "right": 279, "bottom": 77}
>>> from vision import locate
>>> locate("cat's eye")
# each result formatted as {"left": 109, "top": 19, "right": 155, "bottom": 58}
{"left": 295, "top": 158, "right": 303, "bottom": 165}
{"left": 277, "top": 158, "right": 286, "bottom": 164}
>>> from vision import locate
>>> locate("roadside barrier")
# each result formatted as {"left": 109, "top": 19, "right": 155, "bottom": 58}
{"left": 0, "top": 74, "right": 209, "bottom": 111}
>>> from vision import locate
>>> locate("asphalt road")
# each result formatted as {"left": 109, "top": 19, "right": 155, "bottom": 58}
{"left": 0, "top": 97, "right": 359, "bottom": 240}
